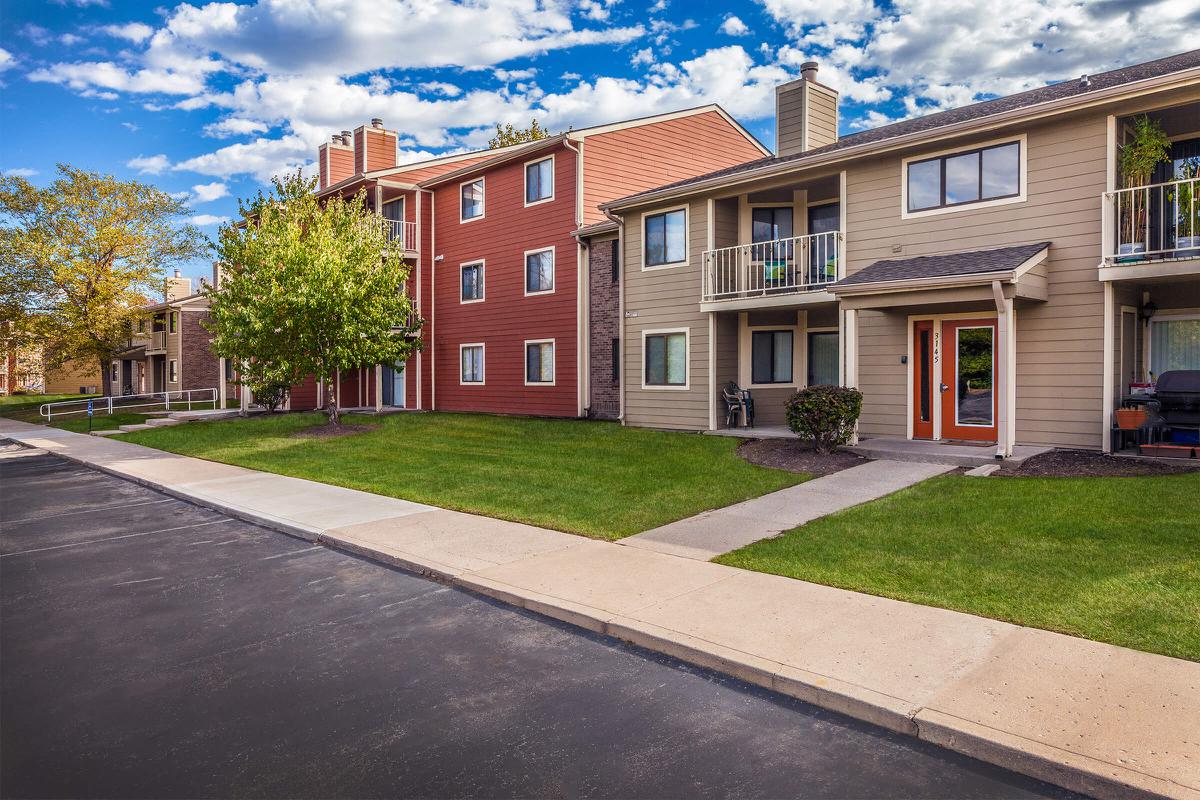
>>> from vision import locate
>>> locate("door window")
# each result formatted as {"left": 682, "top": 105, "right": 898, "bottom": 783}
{"left": 955, "top": 326, "right": 994, "bottom": 426}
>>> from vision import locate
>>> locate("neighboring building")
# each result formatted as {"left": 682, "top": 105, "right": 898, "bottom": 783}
{"left": 0, "top": 339, "right": 43, "bottom": 395}
{"left": 305, "top": 108, "right": 770, "bottom": 418}
{"left": 114, "top": 268, "right": 224, "bottom": 401}
{"left": 43, "top": 359, "right": 101, "bottom": 395}
{"left": 601, "top": 51, "right": 1200, "bottom": 454}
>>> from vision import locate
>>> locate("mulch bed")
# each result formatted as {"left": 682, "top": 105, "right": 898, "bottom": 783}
{"left": 291, "top": 423, "right": 377, "bottom": 439}
{"left": 737, "top": 438, "right": 866, "bottom": 476}
{"left": 1000, "top": 448, "right": 1200, "bottom": 477}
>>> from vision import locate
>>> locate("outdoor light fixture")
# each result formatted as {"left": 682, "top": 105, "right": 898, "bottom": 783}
{"left": 1139, "top": 299, "right": 1158, "bottom": 321}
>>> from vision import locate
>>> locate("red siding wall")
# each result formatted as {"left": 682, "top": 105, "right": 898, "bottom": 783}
{"left": 290, "top": 375, "right": 319, "bottom": 411}
{"left": 431, "top": 145, "right": 579, "bottom": 417}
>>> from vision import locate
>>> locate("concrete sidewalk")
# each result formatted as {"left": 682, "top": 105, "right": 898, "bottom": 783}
{"left": 2, "top": 417, "right": 1197, "bottom": 800}
{"left": 623, "top": 459, "right": 954, "bottom": 559}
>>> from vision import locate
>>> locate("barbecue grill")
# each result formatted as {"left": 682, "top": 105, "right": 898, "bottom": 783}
{"left": 1155, "top": 370, "right": 1200, "bottom": 442}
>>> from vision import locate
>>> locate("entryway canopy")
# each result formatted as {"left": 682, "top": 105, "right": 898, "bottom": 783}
{"left": 829, "top": 242, "right": 1050, "bottom": 310}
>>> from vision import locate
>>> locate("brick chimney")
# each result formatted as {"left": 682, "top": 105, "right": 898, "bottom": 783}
{"left": 318, "top": 131, "right": 355, "bottom": 190}
{"left": 165, "top": 268, "right": 192, "bottom": 301}
{"left": 351, "top": 118, "right": 398, "bottom": 174}
{"left": 775, "top": 61, "right": 839, "bottom": 158}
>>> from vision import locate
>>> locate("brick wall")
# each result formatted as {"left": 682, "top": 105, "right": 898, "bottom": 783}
{"left": 587, "top": 235, "right": 620, "bottom": 420}
{"left": 181, "top": 311, "right": 220, "bottom": 392}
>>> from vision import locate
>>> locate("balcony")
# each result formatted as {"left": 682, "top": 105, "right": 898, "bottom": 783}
{"left": 382, "top": 218, "right": 417, "bottom": 251}
{"left": 145, "top": 330, "right": 168, "bottom": 354}
{"left": 702, "top": 231, "right": 842, "bottom": 308}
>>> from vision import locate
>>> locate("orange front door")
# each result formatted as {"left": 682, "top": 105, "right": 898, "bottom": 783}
{"left": 939, "top": 318, "right": 998, "bottom": 442}
{"left": 912, "top": 320, "right": 935, "bottom": 439}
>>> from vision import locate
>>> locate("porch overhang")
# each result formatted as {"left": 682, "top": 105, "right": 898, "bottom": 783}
{"left": 700, "top": 289, "right": 837, "bottom": 313}
{"left": 830, "top": 243, "right": 1049, "bottom": 310}
{"left": 1098, "top": 256, "right": 1200, "bottom": 283}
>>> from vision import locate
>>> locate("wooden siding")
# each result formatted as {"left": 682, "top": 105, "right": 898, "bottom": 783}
{"left": 328, "top": 147, "right": 354, "bottom": 187}
{"left": 806, "top": 86, "right": 838, "bottom": 150}
{"left": 622, "top": 198, "right": 712, "bottom": 430}
{"left": 580, "top": 111, "right": 765, "bottom": 225}
{"left": 391, "top": 153, "right": 495, "bottom": 183}
{"left": 431, "top": 144, "right": 580, "bottom": 417}
{"left": 363, "top": 128, "right": 396, "bottom": 172}
{"left": 776, "top": 83, "right": 806, "bottom": 157}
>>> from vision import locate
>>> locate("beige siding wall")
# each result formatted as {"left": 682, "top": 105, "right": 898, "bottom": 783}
{"left": 845, "top": 112, "right": 1112, "bottom": 449}
{"left": 623, "top": 198, "right": 712, "bottom": 430}
{"left": 166, "top": 310, "right": 182, "bottom": 391}
{"left": 775, "top": 84, "right": 805, "bottom": 158}
{"left": 806, "top": 86, "right": 838, "bottom": 151}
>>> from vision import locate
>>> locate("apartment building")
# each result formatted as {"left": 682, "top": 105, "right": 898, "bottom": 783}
{"left": 603, "top": 51, "right": 1200, "bottom": 455}
{"left": 303, "top": 109, "right": 770, "bottom": 418}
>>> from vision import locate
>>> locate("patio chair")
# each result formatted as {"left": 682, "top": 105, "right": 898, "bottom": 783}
{"left": 722, "top": 381, "right": 755, "bottom": 429}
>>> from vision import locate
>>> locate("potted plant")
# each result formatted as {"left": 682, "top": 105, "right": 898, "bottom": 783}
{"left": 1171, "top": 158, "right": 1200, "bottom": 258}
{"left": 1116, "top": 115, "right": 1171, "bottom": 262}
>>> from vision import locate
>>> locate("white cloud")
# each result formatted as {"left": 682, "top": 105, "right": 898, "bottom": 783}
{"left": 59, "top": 33, "right": 85, "bottom": 46}
{"left": 190, "top": 181, "right": 228, "bottom": 203}
{"left": 173, "top": 134, "right": 313, "bottom": 184}
{"left": 561, "top": 71, "right": 581, "bottom": 81}
{"left": 719, "top": 16, "right": 749, "bottom": 36}
{"left": 127, "top": 153, "right": 171, "bottom": 174}
{"left": 630, "top": 48, "right": 654, "bottom": 67}
{"left": 28, "top": 61, "right": 206, "bottom": 95}
{"left": 4, "top": 168, "right": 38, "bottom": 177}
{"left": 0, "top": 48, "right": 13, "bottom": 72}
{"left": 418, "top": 81, "right": 463, "bottom": 97}
{"left": 203, "top": 117, "right": 270, "bottom": 138}
{"left": 51, "top": 0, "right": 110, "bottom": 6}
{"left": 21, "top": 24, "right": 54, "bottom": 47}
{"left": 188, "top": 214, "right": 229, "bottom": 226}
{"left": 121, "top": 122, "right": 139, "bottom": 133}
{"left": 103, "top": 22, "right": 155, "bottom": 43}
{"left": 493, "top": 67, "right": 537, "bottom": 82}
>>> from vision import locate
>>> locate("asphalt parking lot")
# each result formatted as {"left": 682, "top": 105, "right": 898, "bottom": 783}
{"left": 0, "top": 447, "right": 1081, "bottom": 799}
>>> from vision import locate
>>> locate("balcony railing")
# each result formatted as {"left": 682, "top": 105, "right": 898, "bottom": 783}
{"left": 382, "top": 218, "right": 417, "bottom": 250}
{"left": 702, "top": 231, "right": 842, "bottom": 303}
{"left": 146, "top": 330, "right": 168, "bottom": 353}
{"left": 1104, "top": 176, "right": 1200, "bottom": 265}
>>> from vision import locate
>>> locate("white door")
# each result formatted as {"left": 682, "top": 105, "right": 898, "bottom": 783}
{"left": 391, "top": 363, "right": 405, "bottom": 408}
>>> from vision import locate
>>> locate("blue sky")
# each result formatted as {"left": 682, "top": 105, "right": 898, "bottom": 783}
{"left": 2, "top": 0, "right": 1197, "bottom": 281}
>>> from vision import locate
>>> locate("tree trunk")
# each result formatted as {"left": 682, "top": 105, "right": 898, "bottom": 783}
{"left": 325, "top": 374, "right": 340, "bottom": 426}
{"left": 98, "top": 357, "right": 110, "bottom": 397}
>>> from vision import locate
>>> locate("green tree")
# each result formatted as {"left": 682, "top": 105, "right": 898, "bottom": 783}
{"left": 207, "top": 171, "right": 421, "bottom": 425}
{"left": 488, "top": 119, "right": 552, "bottom": 148}
{"left": 0, "top": 164, "right": 208, "bottom": 395}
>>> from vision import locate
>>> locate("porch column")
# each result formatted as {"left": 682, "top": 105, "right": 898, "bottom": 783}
{"left": 375, "top": 364, "right": 383, "bottom": 412}
{"left": 218, "top": 357, "right": 227, "bottom": 409}
{"left": 992, "top": 283, "right": 1016, "bottom": 459}
{"left": 843, "top": 308, "right": 859, "bottom": 445}
{"left": 1102, "top": 281, "right": 1115, "bottom": 452}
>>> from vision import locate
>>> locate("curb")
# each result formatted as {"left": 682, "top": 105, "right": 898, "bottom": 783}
{"left": 4, "top": 433, "right": 1192, "bottom": 800}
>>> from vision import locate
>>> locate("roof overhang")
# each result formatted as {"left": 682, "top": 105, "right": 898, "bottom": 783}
{"left": 572, "top": 220, "right": 619, "bottom": 239}
{"left": 418, "top": 136, "right": 568, "bottom": 189}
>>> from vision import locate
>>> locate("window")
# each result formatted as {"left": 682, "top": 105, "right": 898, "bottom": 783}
{"left": 751, "top": 207, "right": 793, "bottom": 243}
{"left": 460, "top": 178, "right": 484, "bottom": 221}
{"left": 525, "top": 248, "right": 554, "bottom": 294}
{"left": 644, "top": 208, "right": 686, "bottom": 267}
{"left": 611, "top": 337, "right": 620, "bottom": 385}
{"left": 382, "top": 198, "right": 405, "bottom": 244}
{"left": 169, "top": 312, "right": 178, "bottom": 333}
{"left": 136, "top": 318, "right": 145, "bottom": 333}
{"left": 168, "top": 359, "right": 178, "bottom": 383}
{"left": 751, "top": 330, "right": 793, "bottom": 384}
{"left": 461, "top": 262, "right": 484, "bottom": 303}
{"left": 644, "top": 331, "right": 687, "bottom": 387}
{"left": 1150, "top": 317, "right": 1200, "bottom": 374}
{"left": 906, "top": 140, "right": 1021, "bottom": 213}
{"left": 610, "top": 239, "right": 620, "bottom": 283}
{"left": 224, "top": 358, "right": 234, "bottom": 382}
{"left": 525, "top": 157, "right": 553, "bottom": 205}
{"left": 808, "top": 332, "right": 839, "bottom": 386}
{"left": 110, "top": 362, "right": 118, "bottom": 382}
{"left": 460, "top": 344, "right": 484, "bottom": 384}
{"left": 525, "top": 340, "right": 554, "bottom": 384}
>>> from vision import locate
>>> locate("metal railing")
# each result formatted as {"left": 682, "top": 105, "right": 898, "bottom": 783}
{"left": 40, "top": 388, "right": 219, "bottom": 421}
{"left": 1104, "top": 176, "right": 1200, "bottom": 264}
{"left": 382, "top": 219, "right": 417, "bottom": 250}
{"left": 702, "top": 231, "right": 842, "bottom": 303}
{"left": 146, "top": 330, "right": 168, "bottom": 352}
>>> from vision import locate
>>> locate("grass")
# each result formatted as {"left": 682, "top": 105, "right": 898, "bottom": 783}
{"left": 118, "top": 411, "right": 808, "bottom": 539}
{"left": 52, "top": 412, "right": 151, "bottom": 433}
{"left": 0, "top": 393, "right": 98, "bottom": 422}
{"left": 716, "top": 472, "right": 1200, "bottom": 662}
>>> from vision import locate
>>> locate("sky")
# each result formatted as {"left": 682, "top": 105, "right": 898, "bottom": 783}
{"left": 2, "top": 0, "right": 1198, "bottom": 281}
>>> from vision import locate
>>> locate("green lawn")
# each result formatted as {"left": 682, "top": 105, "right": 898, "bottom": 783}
{"left": 118, "top": 412, "right": 808, "bottom": 539}
{"left": 53, "top": 412, "right": 151, "bottom": 433}
{"left": 0, "top": 393, "right": 97, "bottom": 422}
{"left": 717, "top": 473, "right": 1200, "bottom": 662}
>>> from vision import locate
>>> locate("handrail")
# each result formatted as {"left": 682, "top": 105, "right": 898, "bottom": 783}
{"left": 382, "top": 219, "right": 417, "bottom": 250}
{"left": 1103, "top": 176, "right": 1200, "bottom": 264}
{"left": 702, "top": 230, "right": 841, "bottom": 303}
{"left": 146, "top": 330, "right": 168, "bottom": 351}
{"left": 40, "top": 388, "right": 219, "bottom": 421}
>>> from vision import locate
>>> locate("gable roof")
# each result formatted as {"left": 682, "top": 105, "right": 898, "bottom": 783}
{"left": 604, "top": 48, "right": 1200, "bottom": 211}
{"left": 831, "top": 243, "right": 1050, "bottom": 293}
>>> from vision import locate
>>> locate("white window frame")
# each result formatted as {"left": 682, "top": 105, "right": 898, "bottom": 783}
{"left": 524, "top": 338, "right": 556, "bottom": 386}
{"left": 168, "top": 359, "right": 178, "bottom": 384}
{"left": 806, "top": 326, "right": 840, "bottom": 387}
{"left": 459, "top": 176, "right": 485, "bottom": 223}
{"left": 460, "top": 260, "right": 485, "bottom": 304}
{"left": 459, "top": 343, "right": 485, "bottom": 385}
{"left": 641, "top": 327, "right": 690, "bottom": 391}
{"left": 1148, "top": 312, "right": 1200, "bottom": 374}
{"left": 523, "top": 154, "right": 555, "bottom": 207}
{"left": 641, "top": 204, "right": 689, "bottom": 270}
{"left": 900, "top": 134, "right": 1027, "bottom": 220}
{"left": 169, "top": 311, "right": 179, "bottom": 334}
{"left": 741, "top": 314, "right": 802, "bottom": 390}
{"left": 523, "top": 246, "right": 556, "bottom": 296}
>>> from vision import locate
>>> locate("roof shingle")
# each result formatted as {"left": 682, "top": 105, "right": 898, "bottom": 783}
{"left": 833, "top": 242, "right": 1050, "bottom": 289}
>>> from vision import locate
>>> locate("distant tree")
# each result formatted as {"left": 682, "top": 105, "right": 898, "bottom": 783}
{"left": 0, "top": 164, "right": 209, "bottom": 395}
{"left": 207, "top": 171, "right": 421, "bottom": 425}
{"left": 488, "top": 119, "right": 553, "bottom": 148}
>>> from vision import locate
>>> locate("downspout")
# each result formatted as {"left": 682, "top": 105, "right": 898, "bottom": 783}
{"left": 564, "top": 137, "right": 587, "bottom": 418}
{"left": 604, "top": 207, "right": 626, "bottom": 422}
{"left": 423, "top": 188, "right": 437, "bottom": 411}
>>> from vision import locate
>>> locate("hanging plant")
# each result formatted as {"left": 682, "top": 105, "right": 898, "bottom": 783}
{"left": 1117, "top": 115, "right": 1171, "bottom": 248}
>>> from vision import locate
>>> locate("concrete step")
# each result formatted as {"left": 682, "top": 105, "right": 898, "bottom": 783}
{"left": 168, "top": 409, "right": 241, "bottom": 422}
{"left": 117, "top": 423, "right": 155, "bottom": 433}
{"left": 145, "top": 418, "right": 184, "bottom": 427}
{"left": 89, "top": 429, "right": 124, "bottom": 437}
{"left": 848, "top": 441, "right": 998, "bottom": 467}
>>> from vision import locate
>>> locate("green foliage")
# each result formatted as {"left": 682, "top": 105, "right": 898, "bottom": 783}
{"left": 785, "top": 385, "right": 863, "bottom": 454}
{"left": 1171, "top": 158, "right": 1200, "bottom": 241}
{"left": 1118, "top": 116, "right": 1171, "bottom": 244}
{"left": 0, "top": 164, "right": 208, "bottom": 392}
{"left": 488, "top": 119, "right": 552, "bottom": 148}
{"left": 206, "top": 171, "right": 422, "bottom": 424}
{"left": 247, "top": 378, "right": 290, "bottom": 412}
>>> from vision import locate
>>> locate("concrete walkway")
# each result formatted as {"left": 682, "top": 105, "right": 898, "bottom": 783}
{"left": 623, "top": 459, "right": 954, "bottom": 560}
{"left": 2, "top": 417, "right": 1197, "bottom": 800}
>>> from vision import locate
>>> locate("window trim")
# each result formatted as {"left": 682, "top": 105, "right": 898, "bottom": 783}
{"left": 641, "top": 204, "right": 689, "bottom": 270}
{"left": 641, "top": 327, "right": 690, "bottom": 391}
{"left": 168, "top": 359, "right": 178, "bottom": 384}
{"left": 1148, "top": 311, "right": 1200, "bottom": 374}
{"left": 523, "top": 154, "right": 555, "bottom": 207}
{"left": 750, "top": 329, "right": 796, "bottom": 386}
{"left": 523, "top": 246, "right": 556, "bottom": 297}
{"left": 523, "top": 338, "right": 556, "bottom": 386}
{"left": 169, "top": 311, "right": 178, "bottom": 334}
{"left": 900, "top": 134, "right": 1026, "bottom": 219}
{"left": 459, "top": 259, "right": 485, "bottom": 304}
{"left": 806, "top": 327, "right": 840, "bottom": 387}
{"left": 458, "top": 342, "right": 485, "bottom": 385}
{"left": 459, "top": 176, "right": 485, "bottom": 223}
{"left": 740, "top": 313, "right": 802, "bottom": 389}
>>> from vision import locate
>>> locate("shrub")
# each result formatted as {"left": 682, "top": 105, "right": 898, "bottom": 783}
{"left": 249, "top": 380, "right": 290, "bottom": 413}
{"left": 785, "top": 385, "right": 863, "bottom": 454}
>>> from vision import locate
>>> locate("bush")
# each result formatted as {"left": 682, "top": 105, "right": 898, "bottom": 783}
{"left": 248, "top": 380, "right": 290, "bottom": 413}
{"left": 785, "top": 385, "right": 863, "bottom": 454}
